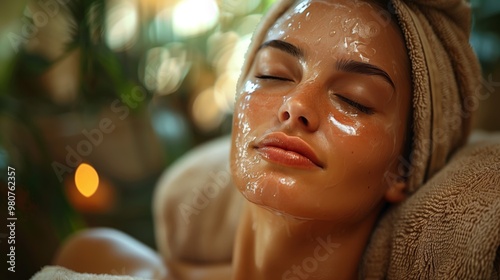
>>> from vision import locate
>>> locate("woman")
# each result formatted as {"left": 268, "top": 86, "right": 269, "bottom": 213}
{"left": 230, "top": 0, "right": 411, "bottom": 278}
{"left": 48, "top": 0, "right": 482, "bottom": 279}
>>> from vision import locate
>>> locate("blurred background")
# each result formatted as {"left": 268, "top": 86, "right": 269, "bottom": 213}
{"left": 0, "top": 0, "right": 499, "bottom": 278}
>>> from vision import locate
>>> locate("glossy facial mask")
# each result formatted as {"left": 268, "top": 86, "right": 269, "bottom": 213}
{"left": 231, "top": 0, "right": 412, "bottom": 222}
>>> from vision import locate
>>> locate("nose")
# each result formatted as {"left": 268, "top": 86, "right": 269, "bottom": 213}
{"left": 278, "top": 91, "right": 319, "bottom": 132}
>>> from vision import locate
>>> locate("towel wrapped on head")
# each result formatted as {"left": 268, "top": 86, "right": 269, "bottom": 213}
{"left": 390, "top": 0, "right": 482, "bottom": 193}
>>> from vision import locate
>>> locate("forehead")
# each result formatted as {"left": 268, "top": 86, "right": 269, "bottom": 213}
{"left": 267, "top": 0, "right": 395, "bottom": 42}
{"left": 262, "top": 0, "right": 408, "bottom": 79}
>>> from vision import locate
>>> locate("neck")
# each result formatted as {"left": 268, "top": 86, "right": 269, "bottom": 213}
{"left": 232, "top": 203, "right": 381, "bottom": 280}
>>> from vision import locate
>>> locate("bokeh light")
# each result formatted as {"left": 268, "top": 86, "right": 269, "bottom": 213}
{"left": 214, "top": 71, "right": 239, "bottom": 113}
{"left": 208, "top": 31, "right": 240, "bottom": 75}
{"left": 105, "top": 0, "right": 139, "bottom": 51}
{"left": 207, "top": 32, "right": 253, "bottom": 114}
{"left": 74, "top": 163, "right": 99, "bottom": 198}
{"left": 192, "top": 87, "right": 225, "bottom": 131}
{"left": 172, "top": 0, "right": 219, "bottom": 37}
{"left": 66, "top": 170, "right": 116, "bottom": 214}
{"left": 151, "top": 108, "right": 190, "bottom": 141}
{"left": 140, "top": 44, "right": 191, "bottom": 95}
{"left": 219, "top": 0, "right": 262, "bottom": 16}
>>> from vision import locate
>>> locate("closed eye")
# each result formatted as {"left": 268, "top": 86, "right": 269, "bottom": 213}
{"left": 255, "top": 75, "right": 293, "bottom": 82}
{"left": 335, "top": 94, "right": 374, "bottom": 115}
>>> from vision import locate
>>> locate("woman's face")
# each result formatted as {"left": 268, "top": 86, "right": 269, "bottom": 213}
{"left": 231, "top": 0, "right": 411, "bottom": 224}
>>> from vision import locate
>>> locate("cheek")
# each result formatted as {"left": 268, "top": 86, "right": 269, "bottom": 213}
{"left": 324, "top": 115, "right": 403, "bottom": 188}
{"left": 230, "top": 92, "right": 279, "bottom": 201}
{"left": 327, "top": 113, "right": 361, "bottom": 136}
{"left": 363, "top": 124, "right": 405, "bottom": 194}
{"left": 310, "top": 122, "right": 400, "bottom": 220}
{"left": 232, "top": 91, "right": 277, "bottom": 136}
{"left": 365, "top": 119, "right": 403, "bottom": 159}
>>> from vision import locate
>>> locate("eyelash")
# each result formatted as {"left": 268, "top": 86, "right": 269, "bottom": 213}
{"left": 255, "top": 74, "right": 373, "bottom": 115}
{"left": 335, "top": 94, "right": 374, "bottom": 115}
{"left": 255, "top": 75, "right": 292, "bottom": 82}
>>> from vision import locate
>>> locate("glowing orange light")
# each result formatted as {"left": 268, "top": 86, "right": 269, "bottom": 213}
{"left": 65, "top": 173, "right": 115, "bottom": 214}
{"left": 75, "top": 163, "right": 99, "bottom": 197}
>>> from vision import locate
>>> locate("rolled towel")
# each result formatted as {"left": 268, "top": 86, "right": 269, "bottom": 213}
{"left": 31, "top": 266, "right": 149, "bottom": 280}
{"left": 154, "top": 136, "right": 243, "bottom": 263}
{"left": 362, "top": 132, "right": 500, "bottom": 279}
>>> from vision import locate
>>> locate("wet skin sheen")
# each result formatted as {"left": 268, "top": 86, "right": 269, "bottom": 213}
{"left": 231, "top": 0, "right": 412, "bottom": 224}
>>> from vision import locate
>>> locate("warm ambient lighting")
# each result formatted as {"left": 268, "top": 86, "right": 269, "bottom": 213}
{"left": 105, "top": 0, "right": 139, "bottom": 51}
{"left": 192, "top": 87, "right": 224, "bottom": 132}
{"left": 172, "top": 0, "right": 219, "bottom": 37}
{"left": 65, "top": 170, "right": 116, "bottom": 214}
{"left": 75, "top": 163, "right": 99, "bottom": 197}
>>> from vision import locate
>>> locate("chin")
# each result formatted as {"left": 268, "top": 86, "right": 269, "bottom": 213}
{"left": 240, "top": 181, "right": 385, "bottom": 225}
{"left": 237, "top": 177, "right": 325, "bottom": 220}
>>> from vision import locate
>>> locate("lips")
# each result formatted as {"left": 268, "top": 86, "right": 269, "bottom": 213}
{"left": 255, "top": 132, "right": 323, "bottom": 169}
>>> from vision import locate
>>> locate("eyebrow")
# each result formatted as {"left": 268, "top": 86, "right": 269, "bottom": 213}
{"left": 257, "top": 40, "right": 395, "bottom": 89}
{"left": 336, "top": 58, "right": 395, "bottom": 89}
{"left": 258, "top": 40, "right": 304, "bottom": 60}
